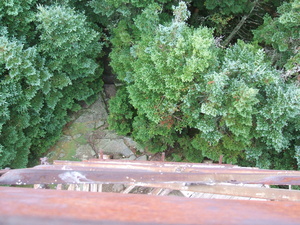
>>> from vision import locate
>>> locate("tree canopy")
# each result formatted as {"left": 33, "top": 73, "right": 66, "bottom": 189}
{"left": 0, "top": 0, "right": 299, "bottom": 169}
{"left": 0, "top": 1, "right": 103, "bottom": 168}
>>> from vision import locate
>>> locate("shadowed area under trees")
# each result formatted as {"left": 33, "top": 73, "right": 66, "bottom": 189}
{"left": 0, "top": 0, "right": 299, "bottom": 170}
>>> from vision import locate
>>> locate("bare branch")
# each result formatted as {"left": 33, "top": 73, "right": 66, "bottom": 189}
{"left": 222, "top": 0, "right": 259, "bottom": 47}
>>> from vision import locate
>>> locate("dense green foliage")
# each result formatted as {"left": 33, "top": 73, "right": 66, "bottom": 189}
{"left": 0, "top": 2, "right": 103, "bottom": 168}
{"left": 253, "top": 0, "right": 300, "bottom": 70}
{"left": 107, "top": 2, "right": 300, "bottom": 168}
{"left": 1, "top": 0, "right": 299, "bottom": 170}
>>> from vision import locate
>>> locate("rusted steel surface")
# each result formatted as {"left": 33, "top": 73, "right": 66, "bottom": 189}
{"left": 1, "top": 166, "right": 300, "bottom": 186}
{"left": 99, "top": 150, "right": 103, "bottom": 160}
{"left": 161, "top": 152, "right": 165, "bottom": 161}
{"left": 137, "top": 182, "right": 300, "bottom": 201}
{"left": 54, "top": 160, "right": 300, "bottom": 175}
{"left": 1, "top": 160, "right": 300, "bottom": 186}
{"left": 1, "top": 160, "right": 300, "bottom": 203}
{"left": 57, "top": 159, "right": 237, "bottom": 169}
{"left": 0, "top": 168, "right": 9, "bottom": 176}
{"left": 1, "top": 187, "right": 300, "bottom": 225}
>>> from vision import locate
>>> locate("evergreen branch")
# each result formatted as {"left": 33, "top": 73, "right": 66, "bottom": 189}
{"left": 222, "top": 0, "right": 259, "bottom": 47}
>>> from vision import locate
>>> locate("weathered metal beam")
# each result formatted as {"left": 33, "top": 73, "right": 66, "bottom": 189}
{"left": 53, "top": 160, "right": 300, "bottom": 175}
{"left": 136, "top": 182, "right": 300, "bottom": 201}
{"left": 1, "top": 167, "right": 300, "bottom": 185}
{"left": 54, "top": 160, "right": 238, "bottom": 172}
{"left": 187, "top": 184, "right": 300, "bottom": 201}
{"left": 1, "top": 187, "right": 300, "bottom": 225}
{"left": 0, "top": 168, "right": 9, "bottom": 176}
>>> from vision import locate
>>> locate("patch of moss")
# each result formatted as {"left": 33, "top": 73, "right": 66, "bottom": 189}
{"left": 74, "top": 135, "right": 88, "bottom": 145}
{"left": 60, "top": 141, "right": 78, "bottom": 161}
{"left": 64, "top": 122, "right": 94, "bottom": 137}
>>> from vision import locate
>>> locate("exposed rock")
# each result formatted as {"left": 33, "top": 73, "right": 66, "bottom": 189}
{"left": 46, "top": 91, "right": 148, "bottom": 163}
{"left": 123, "top": 137, "right": 144, "bottom": 153}
{"left": 74, "top": 94, "right": 108, "bottom": 130}
{"left": 75, "top": 144, "right": 96, "bottom": 160}
{"left": 89, "top": 95, "right": 108, "bottom": 117}
{"left": 73, "top": 134, "right": 82, "bottom": 139}
{"left": 92, "top": 130, "right": 121, "bottom": 139}
{"left": 60, "top": 135, "right": 73, "bottom": 142}
{"left": 136, "top": 155, "right": 147, "bottom": 161}
{"left": 95, "top": 120, "right": 105, "bottom": 129}
{"left": 104, "top": 84, "right": 117, "bottom": 99}
{"left": 128, "top": 155, "right": 137, "bottom": 160}
{"left": 66, "top": 122, "right": 94, "bottom": 137}
{"left": 75, "top": 111, "right": 97, "bottom": 123}
{"left": 94, "top": 139, "right": 133, "bottom": 158}
{"left": 112, "top": 153, "right": 125, "bottom": 159}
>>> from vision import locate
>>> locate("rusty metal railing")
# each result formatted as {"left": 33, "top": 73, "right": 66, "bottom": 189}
{"left": 1, "top": 159, "right": 300, "bottom": 199}
{"left": 1, "top": 185, "right": 300, "bottom": 225}
{"left": 1, "top": 159, "right": 300, "bottom": 224}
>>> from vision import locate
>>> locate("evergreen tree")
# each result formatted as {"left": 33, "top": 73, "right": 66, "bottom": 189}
{"left": 108, "top": 1, "right": 300, "bottom": 168}
{"left": 0, "top": 2, "right": 103, "bottom": 168}
{"left": 253, "top": 0, "right": 300, "bottom": 72}
{"left": 1, "top": 0, "right": 299, "bottom": 170}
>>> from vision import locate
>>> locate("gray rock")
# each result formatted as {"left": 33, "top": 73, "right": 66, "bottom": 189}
{"left": 93, "top": 130, "right": 121, "bottom": 139}
{"left": 112, "top": 153, "right": 125, "bottom": 159}
{"left": 104, "top": 131, "right": 122, "bottom": 139}
{"left": 89, "top": 94, "right": 108, "bottom": 117}
{"left": 123, "top": 137, "right": 144, "bottom": 153}
{"left": 94, "top": 139, "right": 133, "bottom": 157}
{"left": 61, "top": 135, "right": 73, "bottom": 142}
{"left": 136, "top": 155, "right": 147, "bottom": 161}
{"left": 81, "top": 154, "right": 89, "bottom": 160}
{"left": 104, "top": 84, "right": 117, "bottom": 99}
{"left": 95, "top": 120, "right": 105, "bottom": 129}
{"left": 45, "top": 93, "right": 154, "bottom": 163}
{"left": 75, "top": 111, "right": 97, "bottom": 123}
{"left": 128, "top": 155, "right": 137, "bottom": 160}
{"left": 73, "top": 95, "right": 108, "bottom": 129}
{"left": 75, "top": 144, "right": 96, "bottom": 160}
{"left": 73, "top": 134, "right": 82, "bottom": 139}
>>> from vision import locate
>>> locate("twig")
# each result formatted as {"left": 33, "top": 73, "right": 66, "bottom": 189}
{"left": 222, "top": 0, "right": 259, "bottom": 47}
